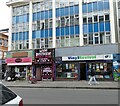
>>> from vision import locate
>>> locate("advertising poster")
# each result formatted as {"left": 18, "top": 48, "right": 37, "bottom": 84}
{"left": 113, "top": 61, "right": 120, "bottom": 81}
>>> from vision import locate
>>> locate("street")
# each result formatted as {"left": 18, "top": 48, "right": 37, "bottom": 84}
{"left": 10, "top": 87, "right": 118, "bottom": 104}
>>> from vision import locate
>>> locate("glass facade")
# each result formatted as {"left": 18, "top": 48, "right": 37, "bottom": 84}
{"left": 11, "top": 0, "right": 111, "bottom": 50}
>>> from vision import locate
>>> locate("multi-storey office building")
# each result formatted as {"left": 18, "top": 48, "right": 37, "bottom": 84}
{"left": 6, "top": 0, "right": 120, "bottom": 81}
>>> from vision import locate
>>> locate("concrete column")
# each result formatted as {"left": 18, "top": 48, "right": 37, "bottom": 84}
{"left": 29, "top": 1, "right": 33, "bottom": 49}
{"left": 8, "top": 6, "right": 12, "bottom": 51}
{"left": 109, "top": 0, "right": 116, "bottom": 43}
{"left": 52, "top": 0, "right": 56, "bottom": 48}
{"left": 79, "top": 0, "right": 83, "bottom": 46}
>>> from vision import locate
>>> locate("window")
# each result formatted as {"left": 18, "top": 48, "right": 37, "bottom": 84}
{"left": 65, "top": 36, "right": 70, "bottom": 46}
{"left": 100, "top": 33, "right": 105, "bottom": 44}
{"left": 61, "top": 17, "right": 65, "bottom": 27}
{"left": 49, "top": 38, "right": 52, "bottom": 48}
{"left": 41, "top": 39, "right": 44, "bottom": 48}
{"left": 70, "top": 16, "right": 74, "bottom": 26}
{"left": 83, "top": 34, "right": 88, "bottom": 45}
{"left": 99, "top": 16, "right": 104, "bottom": 22}
{"left": 88, "top": 17, "right": 92, "bottom": 23}
{"left": 36, "top": 39, "right": 40, "bottom": 48}
{"left": 70, "top": 36, "right": 74, "bottom": 46}
{"left": 83, "top": 17, "right": 87, "bottom": 23}
{"left": 0, "top": 39, "right": 2, "bottom": 45}
{"left": 89, "top": 34, "right": 93, "bottom": 44}
{"left": 75, "top": 35, "right": 79, "bottom": 46}
{"left": 56, "top": 37, "right": 60, "bottom": 47}
{"left": 1, "top": 84, "right": 17, "bottom": 105}
{"left": 105, "top": 32, "right": 111, "bottom": 44}
{"left": 105, "top": 14, "right": 109, "bottom": 21}
{"left": 94, "top": 15, "right": 98, "bottom": 22}
{"left": 94, "top": 33, "right": 99, "bottom": 44}
{"left": 4, "top": 40, "right": 8, "bottom": 47}
{"left": 45, "top": 38, "right": 48, "bottom": 48}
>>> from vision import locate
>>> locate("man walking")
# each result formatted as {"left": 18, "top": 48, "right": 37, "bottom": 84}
{"left": 88, "top": 66, "right": 99, "bottom": 85}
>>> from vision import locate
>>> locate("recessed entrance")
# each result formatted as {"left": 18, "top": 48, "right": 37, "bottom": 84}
{"left": 80, "top": 63, "right": 86, "bottom": 80}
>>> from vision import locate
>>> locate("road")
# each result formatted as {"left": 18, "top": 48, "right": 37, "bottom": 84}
{"left": 10, "top": 88, "right": 118, "bottom": 104}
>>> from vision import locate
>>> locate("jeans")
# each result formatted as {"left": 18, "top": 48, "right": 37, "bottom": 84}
{"left": 88, "top": 76, "right": 99, "bottom": 85}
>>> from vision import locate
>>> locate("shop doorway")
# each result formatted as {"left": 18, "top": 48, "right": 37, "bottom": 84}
{"left": 80, "top": 63, "right": 86, "bottom": 80}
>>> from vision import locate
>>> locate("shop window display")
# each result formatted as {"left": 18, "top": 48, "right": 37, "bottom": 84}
{"left": 87, "top": 62, "right": 113, "bottom": 80}
{"left": 56, "top": 63, "right": 79, "bottom": 79}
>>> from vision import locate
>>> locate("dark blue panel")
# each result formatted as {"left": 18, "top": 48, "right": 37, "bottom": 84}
{"left": 37, "top": 12, "right": 40, "bottom": 20}
{"left": 16, "top": 16, "right": 18, "bottom": 23}
{"left": 12, "top": 33, "right": 14, "bottom": 41}
{"left": 82, "top": 4, "right": 87, "bottom": 13}
{"left": 56, "top": 28, "right": 60, "bottom": 36}
{"left": 75, "top": 5, "right": 79, "bottom": 14}
{"left": 99, "top": 22, "right": 104, "bottom": 32}
{"left": 88, "top": 24, "right": 93, "bottom": 33}
{"left": 70, "top": 6, "right": 74, "bottom": 15}
{"left": 26, "top": 31, "right": 29, "bottom": 39}
{"left": 41, "top": 30, "right": 44, "bottom": 38}
{"left": 88, "top": 3, "right": 92, "bottom": 13}
{"left": 83, "top": 24, "right": 88, "bottom": 34}
{"left": 32, "top": 31, "right": 36, "bottom": 39}
{"left": 105, "top": 21, "right": 110, "bottom": 31}
{"left": 56, "top": 8, "right": 59, "bottom": 17}
{"left": 94, "top": 23, "right": 99, "bottom": 32}
{"left": 41, "top": 11, "right": 44, "bottom": 20}
{"left": 23, "top": 15, "right": 27, "bottom": 23}
{"left": 15, "top": 33, "right": 19, "bottom": 41}
{"left": 19, "top": 32, "right": 23, "bottom": 40}
{"left": 49, "top": 28, "right": 52, "bottom": 37}
{"left": 27, "top": 14, "right": 29, "bottom": 22}
{"left": 49, "top": 10, "right": 52, "bottom": 18}
{"left": 45, "top": 10, "right": 48, "bottom": 19}
{"left": 104, "top": 1, "right": 109, "bottom": 10}
{"left": 36, "top": 30, "right": 40, "bottom": 38}
{"left": 98, "top": 1, "right": 103, "bottom": 11}
{"left": 65, "top": 7, "right": 69, "bottom": 16}
{"left": 61, "top": 27, "right": 64, "bottom": 36}
{"left": 33, "top": 13, "right": 37, "bottom": 21}
{"left": 45, "top": 29, "right": 48, "bottom": 38}
{"left": 70, "top": 26, "right": 74, "bottom": 35}
{"left": 93, "top": 2, "right": 97, "bottom": 11}
{"left": 65, "top": 27, "right": 69, "bottom": 35}
{"left": 75, "top": 25, "right": 79, "bottom": 34}
{"left": 60, "top": 8, "right": 64, "bottom": 16}
{"left": 23, "top": 32, "right": 25, "bottom": 40}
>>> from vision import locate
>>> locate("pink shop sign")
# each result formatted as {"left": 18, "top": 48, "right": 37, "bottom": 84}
{"left": 6, "top": 57, "right": 32, "bottom": 63}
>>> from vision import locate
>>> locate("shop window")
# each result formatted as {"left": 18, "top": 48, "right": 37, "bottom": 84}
{"left": 56, "top": 63, "right": 79, "bottom": 79}
{"left": 87, "top": 62, "right": 113, "bottom": 80}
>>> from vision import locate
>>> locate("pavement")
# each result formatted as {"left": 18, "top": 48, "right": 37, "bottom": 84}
{"left": 1, "top": 80, "right": 120, "bottom": 89}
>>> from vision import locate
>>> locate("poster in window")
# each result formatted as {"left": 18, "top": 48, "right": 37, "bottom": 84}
{"left": 100, "top": 63, "right": 104, "bottom": 69}
{"left": 69, "top": 64, "right": 72, "bottom": 69}
{"left": 66, "top": 64, "right": 68, "bottom": 69}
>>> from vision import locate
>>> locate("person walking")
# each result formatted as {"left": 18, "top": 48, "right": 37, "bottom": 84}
{"left": 88, "top": 67, "right": 99, "bottom": 85}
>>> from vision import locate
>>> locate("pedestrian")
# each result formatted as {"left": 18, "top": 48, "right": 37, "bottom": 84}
{"left": 88, "top": 67, "right": 99, "bottom": 85}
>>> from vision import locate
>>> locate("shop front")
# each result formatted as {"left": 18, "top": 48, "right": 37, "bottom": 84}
{"left": 56, "top": 54, "right": 114, "bottom": 81}
{"left": 34, "top": 48, "right": 55, "bottom": 81}
{"left": 6, "top": 50, "right": 33, "bottom": 80}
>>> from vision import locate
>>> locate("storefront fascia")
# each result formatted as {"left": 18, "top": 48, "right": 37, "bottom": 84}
{"left": 6, "top": 50, "right": 34, "bottom": 80}
{"left": 56, "top": 54, "right": 113, "bottom": 81}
